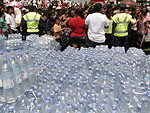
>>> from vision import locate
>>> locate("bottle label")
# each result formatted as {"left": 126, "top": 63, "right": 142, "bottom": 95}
{"left": 22, "top": 68, "right": 28, "bottom": 79}
{"left": 3, "top": 77, "right": 15, "bottom": 89}
{"left": 15, "top": 73, "right": 22, "bottom": 84}
{"left": 29, "top": 66, "right": 34, "bottom": 74}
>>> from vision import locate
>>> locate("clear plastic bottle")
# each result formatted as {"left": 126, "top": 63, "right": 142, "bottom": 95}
{"left": 9, "top": 56, "right": 24, "bottom": 97}
{"left": 16, "top": 52, "right": 30, "bottom": 92}
{"left": 2, "top": 59, "right": 17, "bottom": 103}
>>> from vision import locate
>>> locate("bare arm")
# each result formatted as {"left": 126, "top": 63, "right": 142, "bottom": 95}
{"left": 63, "top": 17, "right": 70, "bottom": 28}
{"left": 7, "top": 24, "right": 12, "bottom": 34}
{"left": 131, "top": 19, "right": 140, "bottom": 25}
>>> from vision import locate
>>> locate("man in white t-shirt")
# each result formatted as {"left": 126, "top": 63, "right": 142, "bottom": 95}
{"left": 85, "top": 3, "right": 109, "bottom": 47}
{"left": 5, "top": 6, "right": 17, "bottom": 34}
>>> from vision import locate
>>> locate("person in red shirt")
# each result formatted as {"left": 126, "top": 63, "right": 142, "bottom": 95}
{"left": 69, "top": 9, "right": 87, "bottom": 48}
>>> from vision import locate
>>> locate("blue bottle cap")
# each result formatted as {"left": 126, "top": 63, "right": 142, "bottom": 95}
{"left": 103, "top": 98, "right": 107, "bottom": 104}
{"left": 100, "top": 104, "right": 105, "bottom": 109}
{"left": 58, "top": 85, "right": 62, "bottom": 89}
{"left": 45, "top": 100, "right": 50, "bottom": 105}
{"left": 50, "top": 93, "right": 54, "bottom": 98}
{"left": 29, "top": 89, "right": 33, "bottom": 93}
{"left": 137, "top": 104, "right": 142, "bottom": 110}
{"left": 74, "top": 104, "right": 78, "bottom": 109}
{"left": 69, "top": 85, "right": 73, "bottom": 89}
{"left": 43, "top": 68, "right": 46, "bottom": 71}
{"left": 122, "top": 90, "right": 127, "bottom": 95}
{"left": 95, "top": 93, "right": 99, "bottom": 98}
{"left": 141, "top": 98, "right": 146, "bottom": 103}
{"left": 46, "top": 85, "right": 50, "bottom": 89}
{"left": 88, "top": 104, "right": 93, "bottom": 109}
{"left": 3, "top": 59, "right": 7, "bottom": 63}
{"left": 27, "top": 105, "right": 31, "bottom": 110}
{"left": 43, "top": 79, "right": 47, "bottom": 83}
{"left": 9, "top": 106, "right": 14, "bottom": 112}
{"left": 132, "top": 85, "right": 136, "bottom": 89}
{"left": 42, "top": 89, "right": 46, "bottom": 94}
{"left": 69, "top": 80, "right": 72, "bottom": 84}
{"left": 112, "top": 104, "right": 117, "bottom": 110}
{"left": 57, "top": 96, "right": 61, "bottom": 101}
{"left": 51, "top": 81, "right": 55, "bottom": 85}
{"left": 83, "top": 81, "right": 86, "bottom": 85}
{"left": 79, "top": 99, "right": 83, "bottom": 104}
{"left": 105, "top": 92, "right": 109, "bottom": 97}
{"left": 47, "top": 107, "right": 52, "bottom": 112}
{"left": 54, "top": 89, "right": 59, "bottom": 93}
{"left": 31, "top": 97, "right": 35, "bottom": 102}
{"left": 37, "top": 93, "right": 42, "bottom": 98}
{"left": 92, "top": 98, "right": 96, "bottom": 103}
{"left": 87, "top": 90, "right": 91, "bottom": 95}
{"left": 114, "top": 98, "right": 119, "bottom": 103}
{"left": 100, "top": 86, "right": 104, "bottom": 90}
{"left": 65, "top": 88, "right": 69, "bottom": 92}
{"left": 83, "top": 94, "right": 87, "bottom": 99}
{"left": 37, "top": 104, "right": 41, "bottom": 109}
{"left": 66, "top": 106, "right": 71, "bottom": 111}
{"left": 143, "top": 92, "right": 147, "bottom": 96}
{"left": 77, "top": 88, "right": 81, "bottom": 92}
{"left": 0, "top": 104, "right": 3, "bottom": 109}
{"left": 56, "top": 104, "right": 60, "bottom": 108}
{"left": 141, "top": 87, "right": 146, "bottom": 91}
{"left": 63, "top": 76, "right": 66, "bottom": 80}
{"left": 92, "top": 85, "right": 95, "bottom": 89}
{"left": 46, "top": 97, "right": 51, "bottom": 101}
{"left": 122, "top": 85, "right": 126, "bottom": 89}
{"left": 38, "top": 82, "right": 42, "bottom": 87}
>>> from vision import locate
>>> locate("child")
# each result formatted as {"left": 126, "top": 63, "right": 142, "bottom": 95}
{"left": 53, "top": 17, "right": 65, "bottom": 41}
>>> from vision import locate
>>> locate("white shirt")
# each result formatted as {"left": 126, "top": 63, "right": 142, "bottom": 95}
{"left": 5, "top": 14, "right": 16, "bottom": 31}
{"left": 131, "top": 18, "right": 137, "bottom": 31}
{"left": 85, "top": 13, "right": 109, "bottom": 43}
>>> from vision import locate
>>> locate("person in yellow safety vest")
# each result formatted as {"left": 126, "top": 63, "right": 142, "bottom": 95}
{"left": 21, "top": 5, "right": 43, "bottom": 40}
{"left": 111, "top": 5, "right": 132, "bottom": 52}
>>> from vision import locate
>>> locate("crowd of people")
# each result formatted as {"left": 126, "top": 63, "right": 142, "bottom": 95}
{"left": 0, "top": 1, "right": 150, "bottom": 51}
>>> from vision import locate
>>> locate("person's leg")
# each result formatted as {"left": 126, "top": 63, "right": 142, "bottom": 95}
{"left": 112, "top": 36, "right": 121, "bottom": 47}
{"left": 78, "top": 36, "right": 87, "bottom": 48}
{"left": 70, "top": 37, "right": 78, "bottom": 48}
{"left": 122, "top": 36, "right": 129, "bottom": 53}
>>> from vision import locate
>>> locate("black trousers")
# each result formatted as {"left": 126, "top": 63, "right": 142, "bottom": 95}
{"left": 86, "top": 38, "right": 105, "bottom": 48}
{"left": 111, "top": 36, "right": 129, "bottom": 52}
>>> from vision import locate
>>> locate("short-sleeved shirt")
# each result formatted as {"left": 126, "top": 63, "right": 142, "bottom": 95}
{"left": 69, "top": 16, "right": 87, "bottom": 37}
{"left": 54, "top": 24, "right": 62, "bottom": 37}
{"left": 85, "top": 13, "right": 109, "bottom": 43}
{"left": 0, "top": 15, "right": 8, "bottom": 33}
{"left": 5, "top": 14, "right": 16, "bottom": 31}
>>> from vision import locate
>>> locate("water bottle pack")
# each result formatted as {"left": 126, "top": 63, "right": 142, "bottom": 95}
{"left": 0, "top": 33, "right": 150, "bottom": 112}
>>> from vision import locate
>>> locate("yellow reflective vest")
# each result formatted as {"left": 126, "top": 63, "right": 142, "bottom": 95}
{"left": 112, "top": 13, "right": 132, "bottom": 37}
{"left": 23, "top": 12, "right": 41, "bottom": 33}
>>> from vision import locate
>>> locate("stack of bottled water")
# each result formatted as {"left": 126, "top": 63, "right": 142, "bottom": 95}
{"left": 0, "top": 35, "right": 6, "bottom": 50}
{"left": 0, "top": 45, "right": 149, "bottom": 113}
{"left": 0, "top": 49, "right": 35, "bottom": 106}
{"left": 4, "top": 33, "right": 24, "bottom": 51}
{"left": 26, "top": 34, "right": 61, "bottom": 50}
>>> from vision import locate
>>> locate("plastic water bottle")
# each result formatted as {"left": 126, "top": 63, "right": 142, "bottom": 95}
{"left": 23, "top": 50, "right": 36, "bottom": 87}
{"left": 16, "top": 52, "right": 30, "bottom": 92}
{"left": 9, "top": 56, "right": 24, "bottom": 97}
{"left": 1, "top": 59, "right": 17, "bottom": 103}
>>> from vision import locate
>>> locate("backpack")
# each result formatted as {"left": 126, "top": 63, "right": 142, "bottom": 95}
{"left": 61, "top": 28, "right": 72, "bottom": 47}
